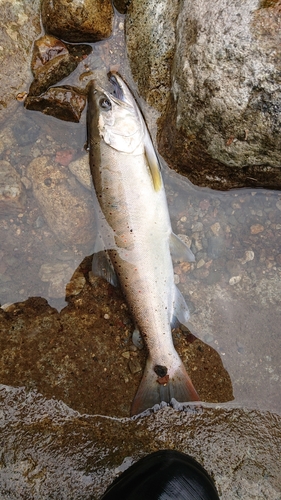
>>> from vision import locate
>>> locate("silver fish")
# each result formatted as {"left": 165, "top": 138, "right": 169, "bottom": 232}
{"left": 88, "top": 73, "right": 199, "bottom": 415}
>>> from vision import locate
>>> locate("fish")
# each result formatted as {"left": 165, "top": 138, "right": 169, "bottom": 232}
{"left": 87, "top": 72, "right": 199, "bottom": 415}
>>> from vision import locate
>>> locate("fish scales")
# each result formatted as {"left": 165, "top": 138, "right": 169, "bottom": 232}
{"left": 88, "top": 73, "right": 199, "bottom": 415}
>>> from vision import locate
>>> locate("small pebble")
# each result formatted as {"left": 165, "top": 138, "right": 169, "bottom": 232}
{"left": 229, "top": 276, "right": 242, "bottom": 285}
{"left": 196, "top": 259, "right": 205, "bottom": 269}
{"left": 128, "top": 358, "right": 142, "bottom": 374}
{"left": 210, "top": 222, "right": 221, "bottom": 236}
{"left": 104, "top": 313, "right": 110, "bottom": 320}
{"left": 250, "top": 224, "right": 264, "bottom": 234}
{"left": 276, "top": 200, "right": 281, "bottom": 210}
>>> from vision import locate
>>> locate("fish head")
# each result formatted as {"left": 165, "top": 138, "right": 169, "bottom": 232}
{"left": 88, "top": 73, "right": 145, "bottom": 155}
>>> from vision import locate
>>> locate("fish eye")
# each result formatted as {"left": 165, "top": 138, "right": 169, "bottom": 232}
{"left": 99, "top": 97, "right": 112, "bottom": 111}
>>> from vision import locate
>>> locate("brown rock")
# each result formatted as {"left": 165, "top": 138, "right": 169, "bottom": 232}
{"left": 41, "top": 0, "right": 114, "bottom": 43}
{"left": 27, "top": 156, "right": 95, "bottom": 248}
{"left": 250, "top": 224, "right": 265, "bottom": 234}
{"left": 25, "top": 87, "right": 87, "bottom": 123}
{"left": 29, "top": 35, "right": 92, "bottom": 96}
{"left": 0, "top": 161, "right": 26, "bottom": 214}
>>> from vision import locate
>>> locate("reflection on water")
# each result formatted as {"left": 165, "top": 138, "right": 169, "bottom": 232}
{"left": 0, "top": 6, "right": 281, "bottom": 499}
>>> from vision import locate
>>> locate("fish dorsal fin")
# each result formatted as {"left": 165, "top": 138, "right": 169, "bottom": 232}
{"left": 144, "top": 128, "right": 162, "bottom": 192}
{"left": 170, "top": 232, "right": 195, "bottom": 263}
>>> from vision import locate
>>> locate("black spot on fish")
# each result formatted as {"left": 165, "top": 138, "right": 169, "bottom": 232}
{"left": 154, "top": 365, "right": 168, "bottom": 378}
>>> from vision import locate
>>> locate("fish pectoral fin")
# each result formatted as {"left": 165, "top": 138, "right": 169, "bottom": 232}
{"left": 170, "top": 286, "right": 191, "bottom": 329}
{"left": 92, "top": 250, "right": 118, "bottom": 287}
{"left": 170, "top": 232, "right": 195, "bottom": 263}
{"left": 144, "top": 128, "right": 162, "bottom": 192}
{"left": 131, "top": 357, "right": 199, "bottom": 416}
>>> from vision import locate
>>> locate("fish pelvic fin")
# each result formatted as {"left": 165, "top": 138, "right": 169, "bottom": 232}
{"left": 130, "top": 356, "right": 199, "bottom": 416}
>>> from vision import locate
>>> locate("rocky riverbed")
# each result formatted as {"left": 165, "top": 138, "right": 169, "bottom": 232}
{"left": 0, "top": 1, "right": 281, "bottom": 499}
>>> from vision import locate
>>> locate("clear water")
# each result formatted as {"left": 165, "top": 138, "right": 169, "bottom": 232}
{"left": 0, "top": 7, "right": 281, "bottom": 499}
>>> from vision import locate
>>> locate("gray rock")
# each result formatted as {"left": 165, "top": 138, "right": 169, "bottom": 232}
{"left": 0, "top": 0, "right": 41, "bottom": 124}
{"left": 12, "top": 117, "right": 40, "bottom": 146}
{"left": 127, "top": 0, "right": 281, "bottom": 189}
{"left": 126, "top": 0, "right": 180, "bottom": 112}
{"left": 0, "top": 161, "right": 26, "bottom": 214}
{"left": 27, "top": 156, "right": 95, "bottom": 248}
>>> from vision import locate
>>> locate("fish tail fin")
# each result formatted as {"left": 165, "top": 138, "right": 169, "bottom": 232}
{"left": 130, "top": 357, "right": 199, "bottom": 416}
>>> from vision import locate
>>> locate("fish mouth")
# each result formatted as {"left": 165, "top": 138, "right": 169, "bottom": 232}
{"left": 108, "top": 72, "right": 124, "bottom": 101}
{"left": 93, "top": 73, "right": 131, "bottom": 110}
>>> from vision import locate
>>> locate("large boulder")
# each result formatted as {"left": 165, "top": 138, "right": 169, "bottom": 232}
{"left": 41, "top": 0, "right": 114, "bottom": 43}
{"left": 0, "top": 0, "right": 41, "bottom": 124}
{"left": 126, "top": 0, "right": 179, "bottom": 112}
{"left": 127, "top": 0, "right": 281, "bottom": 189}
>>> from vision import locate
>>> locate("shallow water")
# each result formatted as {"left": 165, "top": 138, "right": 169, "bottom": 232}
{"left": 0, "top": 6, "right": 281, "bottom": 500}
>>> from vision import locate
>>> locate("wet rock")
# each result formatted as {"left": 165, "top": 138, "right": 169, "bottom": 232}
{"left": 276, "top": 254, "right": 281, "bottom": 266}
{"left": 250, "top": 223, "right": 265, "bottom": 234}
{"left": 12, "top": 117, "right": 40, "bottom": 146}
{"left": 229, "top": 275, "right": 242, "bottom": 286}
{"left": 241, "top": 250, "right": 255, "bottom": 264}
{"left": 157, "top": 0, "right": 281, "bottom": 189}
{"left": 0, "top": 274, "right": 232, "bottom": 417}
{"left": 210, "top": 222, "right": 221, "bottom": 236}
{"left": 25, "top": 86, "right": 87, "bottom": 123}
{"left": 126, "top": 0, "right": 180, "bottom": 112}
{"left": 41, "top": 0, "right": 114, "bottom": 43}
{"left": 0, "top": 161, "right": 26, "bottom": 214}
{"left": 205, "top": 270, "right": 222, "bottom": 285}
{"left": 0, "top": 0, "right": 41, "bottom": 123}
{"left": 29, "top": 35, "right": 92, "bottom": 96}
{"left": 128, "top": 358, "right": 142, "bottom": 374}
{"left": 0, "top": 388, "right": 280, "bottom": 499}
{"left": 192, "top": 221, "right": 203, "bottom": 232}
{"left": 27, "top": 156, "right": 95, "bottom": 248}
{"left": 226, "top": 260, "right": 242, "bottom": 276}
{"left": 68, "top": 154, "right": 92, "bottom": 190}
{"left": 207, "top": 236, "right": 225, "bottom": 259}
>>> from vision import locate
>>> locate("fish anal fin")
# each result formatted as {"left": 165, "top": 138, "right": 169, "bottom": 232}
{"left": 144, "top": 129, "right": 162, "bottom": 192}
{"left": 130, "top": 356, "right": 199, "bottom": 416}
{"left": 92, "top": 250, "right": 118, "bottom": 287}
{"left": 170, "top": 232, "right": 195, "bottom": 263}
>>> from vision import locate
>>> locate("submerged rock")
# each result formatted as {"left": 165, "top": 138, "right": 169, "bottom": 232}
{"left": 0, "top": 161, "right": 26, "bottom": 214}
{"left": 41, "top": 0, "right": 114, "bottom": 43}
{"left": 28, "top": 35, "right": 92, "bottom": 96}
{"left": 27, "top": 156, "right": 95, "bottom": 248}
{"left": 25, "top": 86, "right": 87, "bottom": 122}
